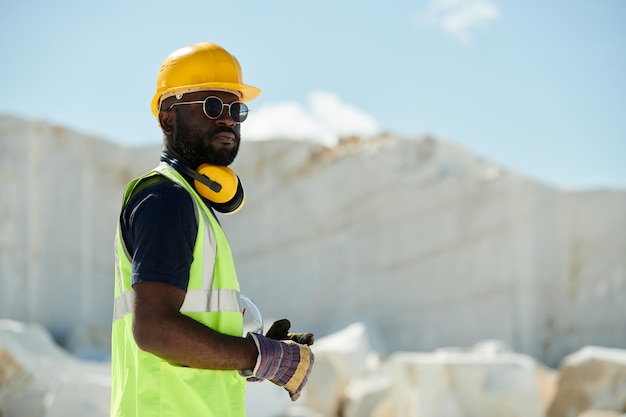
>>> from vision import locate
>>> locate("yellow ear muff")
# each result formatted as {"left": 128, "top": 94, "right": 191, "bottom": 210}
{"left": 195, "top": 164, "right": 237, "bottom": 202}
{"left": 194, "top": 164, "right": 245, "bottom": 214}
{"left": 160, "top": 153, "right": 245, "bottom": 214}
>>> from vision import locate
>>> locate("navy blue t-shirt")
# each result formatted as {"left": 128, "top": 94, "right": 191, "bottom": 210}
{"left": 120, "top": 176, "right": 202, "bottom": 291}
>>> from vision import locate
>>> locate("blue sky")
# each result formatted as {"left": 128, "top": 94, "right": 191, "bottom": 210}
{"left": 1, "top": 0, "right": 624, "bottom": 189}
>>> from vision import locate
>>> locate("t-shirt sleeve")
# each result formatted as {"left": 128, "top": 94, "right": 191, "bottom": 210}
{"left": 121, "top": 182, "right": 197, "bottom": 291}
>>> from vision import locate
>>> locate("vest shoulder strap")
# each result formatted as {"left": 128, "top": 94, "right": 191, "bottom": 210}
{"left": 125, "top": 174, "right": 172, "bottom": 203}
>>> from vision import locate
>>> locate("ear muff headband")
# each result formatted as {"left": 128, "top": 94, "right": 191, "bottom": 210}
{"left": 160, "top": 153, "right": 245, "bottom": 214}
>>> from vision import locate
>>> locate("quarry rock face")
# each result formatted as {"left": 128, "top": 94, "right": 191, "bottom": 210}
{"left": 3, "top": 319, "right": 626, "bottom": 417}
{"left": 1, "top": 116, "right": 625, "bottom": 369}
{"left": 0, "top": 320, "right": 110, "bottom": 417}
{"left": 0, "top": 344, "right": 32, "bottom": 408}
{"left": 224, "top": 135, "right": 626, "bottom": 368}
{"left": 0, "top": 116, "right": 157, "bottom": 347}
{"left": 547, "top": 346, "right": 626, "bottom": 417}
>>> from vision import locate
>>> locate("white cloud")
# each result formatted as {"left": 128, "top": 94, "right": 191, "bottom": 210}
{"left": 412, "top": 0, "right": 500, "bottom": 44}
{"left": 241, "top": 92, "right": 379, "bottom": 147}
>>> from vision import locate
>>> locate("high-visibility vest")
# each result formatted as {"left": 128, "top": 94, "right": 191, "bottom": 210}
{"left": 111, "top": 163, "right": 246, "bottom": 417}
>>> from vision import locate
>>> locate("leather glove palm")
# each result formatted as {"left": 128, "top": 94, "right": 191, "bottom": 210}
{"left": 265, "top": 318, "right": 315, "bottom": 346}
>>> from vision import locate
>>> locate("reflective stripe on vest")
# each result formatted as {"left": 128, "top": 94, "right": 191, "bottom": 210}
{"left": 113, "top": 288, "right": 241, "bottom": 320}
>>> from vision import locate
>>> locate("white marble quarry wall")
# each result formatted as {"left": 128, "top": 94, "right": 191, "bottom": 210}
{"left": 1, "top": 116, "right": 625, "bottom": 367}
{"left": 225, "top": 137, "right": 626, "bottom": 367}
{"left": 0, "top": 116, "right": 158, "bottom": 343}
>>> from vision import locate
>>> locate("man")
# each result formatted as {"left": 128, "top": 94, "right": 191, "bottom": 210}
{"left": 111, "top": 42, "right": 314, "bottom": 417}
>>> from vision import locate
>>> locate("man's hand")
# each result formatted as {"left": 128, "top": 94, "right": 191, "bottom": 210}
{"left": 248, "top": 332, "right": 314, "bottom": 401}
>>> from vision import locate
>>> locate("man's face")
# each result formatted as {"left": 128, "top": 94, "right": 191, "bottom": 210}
{"left": 169, "top": 90, "right": 242, "bottom": 168}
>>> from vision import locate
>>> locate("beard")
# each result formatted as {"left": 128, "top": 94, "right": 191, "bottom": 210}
{"left": 172, "top": 117, "right": 240, "bottom": 168}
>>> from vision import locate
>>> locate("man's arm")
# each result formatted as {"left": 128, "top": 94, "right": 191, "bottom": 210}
{"left": 132, "top": 281, "right": 258, "bottom": 370}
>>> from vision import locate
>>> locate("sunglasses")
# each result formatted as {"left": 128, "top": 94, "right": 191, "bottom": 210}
{"left": 168, "top": 96, "right": 249, "bottom": 123}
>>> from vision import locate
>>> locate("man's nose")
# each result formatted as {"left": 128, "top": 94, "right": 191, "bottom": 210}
{"left": 215, "top": 106, "right": 237, "bottom": 127}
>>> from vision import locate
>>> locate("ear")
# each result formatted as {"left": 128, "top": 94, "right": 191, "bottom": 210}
{"left": 158, "top": 110, "right": 175, "bottom": 135}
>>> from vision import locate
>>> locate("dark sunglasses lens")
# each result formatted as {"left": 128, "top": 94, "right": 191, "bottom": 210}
{"left": 230, "top": 102, "right": 248, "bottom": 122}
{"left": 203, "top": 97, "right": 224, "bottom": 118}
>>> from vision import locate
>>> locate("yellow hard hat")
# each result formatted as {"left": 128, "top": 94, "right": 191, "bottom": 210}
{"left": 151, "top": 42, "right": 261, "bottom": 117}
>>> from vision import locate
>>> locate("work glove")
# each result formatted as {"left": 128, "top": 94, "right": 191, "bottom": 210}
{"left": 247, "top": 332, "right": 315, "bottom": 401}
{"left": 265, "top": 318, "right": 315, "bottom": 346}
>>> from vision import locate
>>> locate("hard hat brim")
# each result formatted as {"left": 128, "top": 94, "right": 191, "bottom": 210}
{"left": 151, "top": 82, "right": 260, "bottom": 117}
